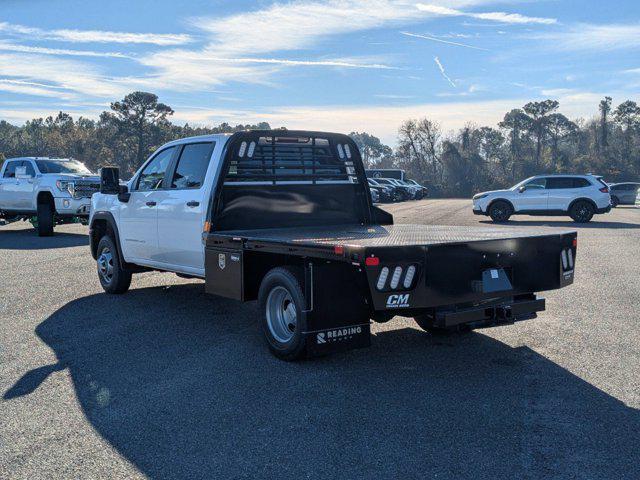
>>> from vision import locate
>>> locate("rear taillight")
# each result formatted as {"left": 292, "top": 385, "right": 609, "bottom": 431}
{"left": 561, "top": 248, "right": 574, "bottom": 271}
{"left": 600, "top": 187, "right": 609, "bottom": 193}
{"left": 375, "top": 264, "right": 419, "bottom": 291}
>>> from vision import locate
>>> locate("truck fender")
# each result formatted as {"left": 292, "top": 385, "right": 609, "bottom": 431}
{"left": 89, "top": 211, "right": 126, "bottom": 265}
{"left": 36, "top": 189, "right": 55, "bottom": 211}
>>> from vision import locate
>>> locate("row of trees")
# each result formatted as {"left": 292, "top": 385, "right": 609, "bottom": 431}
{"left": 0, "top": 92, "right": 271, "bottom": 175}
{"left": 1, "top": 92, "right": 639, "bottom": 196}
{"left": 352, "top": 97, "right": 640, "bottom": 196}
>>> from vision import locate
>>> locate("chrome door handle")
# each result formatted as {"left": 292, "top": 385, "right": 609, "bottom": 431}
{"left": 146, "top": 201, "right": 157, "bottom": 207}
{"left": 186, "top": 201, "right": 200, "bottom": 207}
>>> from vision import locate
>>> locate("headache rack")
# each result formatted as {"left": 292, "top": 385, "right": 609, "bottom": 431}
{"left": 224, "top": 133, "right": 360, "bottom": 185}
{"left": 209, "top": 130, "right": 376, "bottom": 232}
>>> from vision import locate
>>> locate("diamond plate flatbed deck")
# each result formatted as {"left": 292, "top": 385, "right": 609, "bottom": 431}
{"left": 210, "top": 223, "right": 575, "bottom": 249}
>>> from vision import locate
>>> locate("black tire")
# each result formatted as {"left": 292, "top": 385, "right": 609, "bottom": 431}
{"left": 488, "top": 200, "right": 512, "bottom": 223}
{"left": 569, "top": 201, "right": 594, "bottom": 223}
{"left": 37, "top": 201, "right": 54, "bottom": 236}
{"left": 414, "top": 315, "right": 470, "bottom": 335}
{"left": 96, "top": 235, "right": 132, "bottom": 294}
{"left": 611, "top": 196, "right": 619, "bottom": 208}
{"left": 258, "top": 267, "right": 308, "bottom": 361}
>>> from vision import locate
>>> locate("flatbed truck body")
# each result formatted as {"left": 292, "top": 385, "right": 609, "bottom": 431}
{"left": 92, "top": 130, "right": 577, "bottom": 359}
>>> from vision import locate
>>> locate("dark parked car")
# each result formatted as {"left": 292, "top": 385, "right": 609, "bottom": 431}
{"left": 367, "top": 178, "right": 394, "bottom": 202}
{"left": 609, "top": 182, "right": 640, "bottom": 206}
{"left": 374, "top": 178, "right": 412, "bottom": 201}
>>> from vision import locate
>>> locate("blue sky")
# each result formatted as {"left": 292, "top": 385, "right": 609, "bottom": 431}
{"left": 1, "top": 0, "right": 639, "bottom": 144}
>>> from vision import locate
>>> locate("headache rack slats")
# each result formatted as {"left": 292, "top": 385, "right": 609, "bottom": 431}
{"left": 224, "top": 134, "right": 358, "bottom": 185}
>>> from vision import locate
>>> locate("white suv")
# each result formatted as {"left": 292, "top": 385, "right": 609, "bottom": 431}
{"left": 473, "top": 174, "right": 611, "bottom": 223}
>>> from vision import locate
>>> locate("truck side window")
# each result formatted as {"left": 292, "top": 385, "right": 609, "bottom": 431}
{"left": 2, "top": 161, "right": 18, "bottom": 178}
{"left": 136, "top": 147, "right": 175, "bottom": 191}
{"left": 171, "top": 142, "right": 214, "bottom": 189}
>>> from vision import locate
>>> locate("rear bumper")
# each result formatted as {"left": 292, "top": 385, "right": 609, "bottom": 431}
{"left": 431, "top": 296, "right": 545, "bottom": 328}
{"left": 596, "top": 205, "right": 611, "bottom": 214}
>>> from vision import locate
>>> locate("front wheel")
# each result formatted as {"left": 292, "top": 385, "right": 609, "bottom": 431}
{"left": 569, "top": 201, "right": 594, "bottom": 223}
{"left": 96, "top": 236, "right": 132, "bottom": 294}
{"left": 611, "top": 196, "right": 619, "bottom": 208}
{"left": 37, "top": 201, "right": 54, "bottom": 236}
{"left": 488, "top": 201, "right": 512, "bottom": 222}
{"left": 258, "top": 267, "right": 308, "bottom": 361}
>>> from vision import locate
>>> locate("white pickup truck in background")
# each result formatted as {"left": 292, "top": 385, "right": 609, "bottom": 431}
{"left": 0, "top": 157, "right": 100, "bottom": 236}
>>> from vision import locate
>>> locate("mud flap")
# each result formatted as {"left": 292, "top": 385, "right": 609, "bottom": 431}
{"left": 305, "top": 323, "right": 371, "bottom": 357}
{"left": 302, "top": 261, "right": 372, "bottom": 357}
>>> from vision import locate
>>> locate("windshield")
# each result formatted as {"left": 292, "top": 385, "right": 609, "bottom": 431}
{"left": 36, "top": 159, "right": 92, "bottom": 175}
{"left": 510, "top": 177, "right": 536, "bottom": 190}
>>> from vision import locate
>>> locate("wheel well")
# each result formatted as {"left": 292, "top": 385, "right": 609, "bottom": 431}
{"left": 487, "top": 198, "right": 514, "bottom": 212}
{"left": 90, "top": 218, "right": 110, "bottom": 259}
{"left": 568, "top": 198, "right": 597, "bottom": 211}
{"left": 37, "top": 191, "right": 54, "bottom": 206}
{"left": 243, "top": 252, "right": 304, "bottom": 302}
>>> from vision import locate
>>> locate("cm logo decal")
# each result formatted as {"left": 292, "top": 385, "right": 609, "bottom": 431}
{"left": 386, "top": 294, "right": 410, "bottom": 308}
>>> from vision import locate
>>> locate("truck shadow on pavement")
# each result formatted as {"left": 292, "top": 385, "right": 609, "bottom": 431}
{"left": 0, "top": 229, "right": 87, "bottom": 249}
{"left": 5, "top": 283, "right": 639, "bottom": 479}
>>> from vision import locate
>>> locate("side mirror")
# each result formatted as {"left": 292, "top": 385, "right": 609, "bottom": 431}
{"left": 100, "top": 167, "right": 120, "bottom": 194}
{"left": 117, "top": 185, "right": 130, "bottom": 203}
{"left": 519, "top": 186, "right": 526, "bottom": 193}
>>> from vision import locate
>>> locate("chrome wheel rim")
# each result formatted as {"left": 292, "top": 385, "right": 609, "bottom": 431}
{"left": 266, "top": 286, "right": 297, "bottom": 343}
{"left": 97, "top": 248, "right": 114, "bottom": 284}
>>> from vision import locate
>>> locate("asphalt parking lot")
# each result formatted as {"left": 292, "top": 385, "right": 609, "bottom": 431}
{"left": 1, "top": 199, "right": 639, "bottom": 479}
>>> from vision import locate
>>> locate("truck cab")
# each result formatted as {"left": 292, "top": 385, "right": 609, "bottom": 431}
{"left": 0, "top": 157, "right": 99, "bottom": 236}
{"left": 90, "top": 130, "right": 577, "bottom": 360}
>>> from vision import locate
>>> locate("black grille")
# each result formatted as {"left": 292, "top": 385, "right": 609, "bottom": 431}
{"left": 225, "top": 135, "right": 358, "bottom": 184}
{"left": 73, "top": 181, "right": 100, "bottom": 199}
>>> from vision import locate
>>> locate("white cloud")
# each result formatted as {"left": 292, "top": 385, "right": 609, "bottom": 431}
{"left": 0, "top": 53, "right": 126, "bottom": 98}
{"left": 0, "top": 79, "right": 76, "bottom": 99}
{"left": 0, "top": 22, "right": 193, "bottom": 45}
{"left": 434, "top": 56, "right": 456, "bottom": 87}
{"left": 400, "top": 31, "right": 488, "bottom": 50}
{"left": 172, "top": 55, "right": 396, "bottom": 69}
{"left": 191, "top": 0, "right": 418, "bottom": 55}
{"left": 0, "top": 41, "right": 132, "bottom": 59}
{"left": 529, "top": 23, "right": 640, "bottom": 51}
{"left": 416, "top": 3, "right": 557, "bottom": 25}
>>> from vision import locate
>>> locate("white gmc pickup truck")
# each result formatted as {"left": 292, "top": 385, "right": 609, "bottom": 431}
{"left": 0, "top": 157, "right": 100, "bottom": 236}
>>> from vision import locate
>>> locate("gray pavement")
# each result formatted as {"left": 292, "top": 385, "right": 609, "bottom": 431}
{"left": 1, "top": 200, "right": 639, "bottom": 479}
